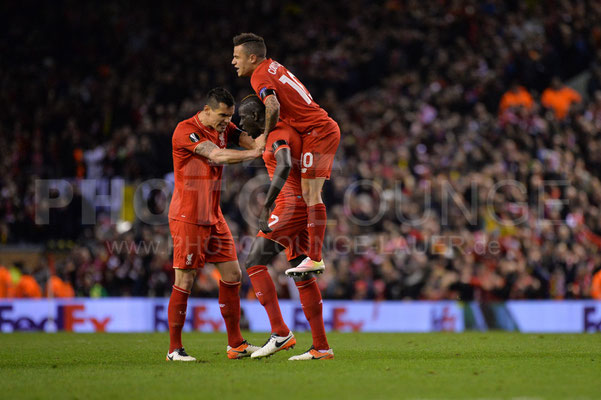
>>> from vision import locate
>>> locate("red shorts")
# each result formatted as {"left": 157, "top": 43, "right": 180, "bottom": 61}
{"left": 169, "top": 217, "right": 237, "bottom": 269}
{"left": 257, "top": 196, "right": 309, "bottom": 261}
{"left": 301, "top": 119, "right": 340, "bottom": 179}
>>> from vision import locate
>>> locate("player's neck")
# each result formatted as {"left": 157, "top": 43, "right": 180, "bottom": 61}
{"left": 250, "top": 58, "right": 267, "bottom": 74}
{"left": 196, "top": 111, "right": 216, "bottom": 131}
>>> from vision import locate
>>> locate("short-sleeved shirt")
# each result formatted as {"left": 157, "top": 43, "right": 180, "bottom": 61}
{"left": 14, "top": 275, "right": 42, "bottom": 298}
{"left": 541, "top": 87, "right": 582, "bottom": 120}
{"left": 251, "top": 58, "right": 332, "bottom": 134}
{"left": 168, "top": 114, "right": 240, "bottom": 226}
{"left": 499, "top": 86, "right": 534, "bottom": 113}
{"left": 263, "top": 122, "right": 303, "bottom": 200}
{"left": 48, "top": 276, "right": 75, "bottom": 298}
{"left": 0, "top": 267, "right": 13, "bottom": 298}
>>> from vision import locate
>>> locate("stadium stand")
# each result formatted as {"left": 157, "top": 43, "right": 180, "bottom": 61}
{"left": 1, "top": 0, "right": 601, "bottom": 300}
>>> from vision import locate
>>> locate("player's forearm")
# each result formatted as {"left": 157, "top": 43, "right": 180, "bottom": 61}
{"left": 263, "top": 96, "right": 280, "bottom": 135}
{"left": 263, "top": 164, "right": 291, "bottom": 209}
{"left": 208, "top": 148, "right": 260, "bottom": 164}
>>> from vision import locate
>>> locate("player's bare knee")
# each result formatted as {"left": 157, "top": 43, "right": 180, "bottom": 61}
{"left": 174, "top": 268, "right": 196, "bottom": 291}
{"left": 301, "top": 189, "right": 311, "bottom": 205}
{"left": 218, "top": 262, "right": 242, "bottom": 282}
{"left": 223, "top": 268, "right": 241, "bottom": 282}
{"left": 301, "top": 184, "right": 310, "bottom": 200}
{"left": 302, "top": 189, "right": 321, "bottom": 206}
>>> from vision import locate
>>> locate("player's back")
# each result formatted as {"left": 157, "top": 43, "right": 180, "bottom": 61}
{"left": 251, "top": 59, "right": 332, "bottom": 134}
{"left": 263, "top": 122, "right": 303, "bottom": 200}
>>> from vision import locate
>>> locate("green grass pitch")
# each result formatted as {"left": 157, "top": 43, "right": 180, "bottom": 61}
{"left": 1, "top": 332, "right": 599, "bottom": 399}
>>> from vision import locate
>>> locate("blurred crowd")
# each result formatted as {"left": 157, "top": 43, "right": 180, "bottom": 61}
{"left": 2, "top": 0, "right": 601, "bottom": 300}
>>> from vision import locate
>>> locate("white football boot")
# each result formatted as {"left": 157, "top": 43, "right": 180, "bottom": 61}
{"left": 166, "top": 348, "right": 196, "bottom": 362}
{"left": 250, "top": 331, "right": 296, "bottom": 359}
{"left": 285, "top": 257, "right": 325, "bottom": 276}
{"left": 288, "top": 346, "right": 334, "bottom": 360}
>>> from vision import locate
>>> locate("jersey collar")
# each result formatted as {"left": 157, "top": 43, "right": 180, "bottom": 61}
{"left": 252, "top": 58, "right": 272, "bottom": 78}
{"left": 194, "top": 113, "right": 215, "bottom": 135}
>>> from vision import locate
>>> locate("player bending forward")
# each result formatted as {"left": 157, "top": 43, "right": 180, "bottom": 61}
{"left": 239, "top": 95, "right": 333, "bottom": 360}
{"left": 166, "top": 88, "right": 264, "bottom": 361}
{"left": 233, "top": 33, "right": 340, "bottom": 276}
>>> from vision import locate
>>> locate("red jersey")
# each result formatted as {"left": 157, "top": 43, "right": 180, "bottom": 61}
{"left": 168, "top": 114, "right": 238, "bottom": 225}
{"left": 263, "top": 122, "right": 303, "bottom": 200}
{"left": 251, "top": 58, "right": 332, "bottom": 133}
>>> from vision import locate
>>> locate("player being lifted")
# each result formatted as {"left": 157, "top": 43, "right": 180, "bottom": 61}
{"left": 232, "top": 33, "right": 340, "bottom": 276}
{"left": 166, "top": 88, "right": 263, "bottom": 361}
{"left": 238, "top": 95, "right": 333, "bottom": 360}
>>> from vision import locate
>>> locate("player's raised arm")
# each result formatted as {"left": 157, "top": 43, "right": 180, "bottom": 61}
{"left": 195, "top": 140, "right": 261, "bottom": 164}
{"left": 258, "top": 143, "right": 291, "bottom": 233}
{"left": 251, "top": 94, "right": 279, "bottom": 151}
{"left": 263, "top": 94, "right": 280, "bottom": 136}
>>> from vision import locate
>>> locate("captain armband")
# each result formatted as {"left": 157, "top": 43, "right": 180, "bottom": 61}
{"left": 259, "top": 88, "right": 276, "bottom": 101}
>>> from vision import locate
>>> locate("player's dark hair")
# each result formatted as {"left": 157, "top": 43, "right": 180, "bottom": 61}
{"left": 233, "top": 33, "right": 267, "bottom": 58}
{"left": 240, "top": 94, "right": 265, "bottom": 115}
{"left": 206, "top": 87, "right": 235, "bottom": 109}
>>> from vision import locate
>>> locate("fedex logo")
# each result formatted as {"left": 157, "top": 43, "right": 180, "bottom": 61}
{"left": 292, "top": 307, "right": 365, "bottom": 332}
{"left": 154, "top": 305, "right": 223, "bottom": 331}
{"left": 0, "top": 304, "right": 111, "bottom": 332}
{"left": 584, "top": 306, "right": 601, "bottom": 332}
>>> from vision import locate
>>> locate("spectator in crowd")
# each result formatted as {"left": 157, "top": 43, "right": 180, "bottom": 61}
{"left": 0, "top": 265, "right": 13, "bottom": 298}
{"left": 46, "top": 274, "right": 75, "bottom": 298}
{"left": 11, "top": 263, "right": 42, "bottom": 298}
{"left": 592, "top": 268, "right": 601, "bottom": 300}
{"left": 1, "top": 0, "right": 601, "bottom": 301}
{"left": 541, "top": 77, "right": 582, "bottom": 119}
{"left": 499, "top": 82, "right": 534, "bottom": 114}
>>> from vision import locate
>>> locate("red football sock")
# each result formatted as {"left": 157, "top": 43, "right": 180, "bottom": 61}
{"left": 248, "top": 265, "right": 289, "bottom": 336}
{"left": 296, "top": 277, "right": 329, "bottom": 350}
{"left": 168, "top": 285, "right": 190, "bottom": 352}
{"left": 307, "top": 203, "right": 327, "bottom": 261}
{"left": 218, "top": 280, "right": 244, "bottom": 348}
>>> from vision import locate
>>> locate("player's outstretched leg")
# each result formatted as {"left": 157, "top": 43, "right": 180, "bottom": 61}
{"left": 245, "top": 237, "right": 296, "bottom": 359}
{"left": 167, "top": 269, "right": 196, "bottom": 361}
{"left": 286, "top": 178, "right": 327, "bottom": 276}
{"left": 287, "top": 261, "right": 333, "bottom": 360}
{"left": 216, "top": 260, "right": 260, "bottom": 359}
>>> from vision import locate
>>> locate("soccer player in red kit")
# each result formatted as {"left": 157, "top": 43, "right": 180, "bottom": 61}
{"left": 232, "top": 33, "right": 340, "bottom": 276}
{"left": 166, "top": 87, "right": 263, "bottom": 361}
{"left": 237, "top": 95, "right": 333, "bottom": 360}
